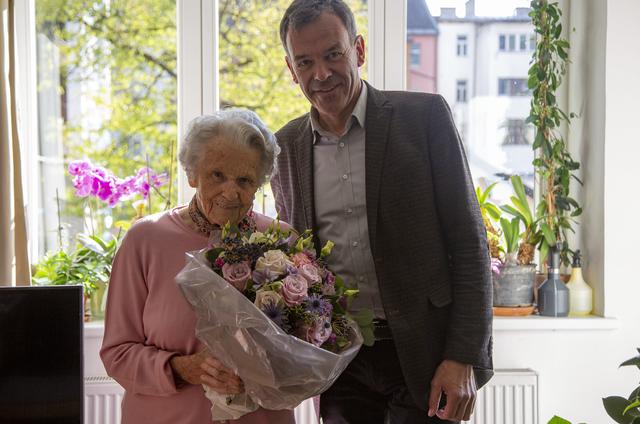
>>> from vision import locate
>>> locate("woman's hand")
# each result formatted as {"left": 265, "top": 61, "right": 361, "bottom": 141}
{"left": 170, "top": 350, "right": 244, "bottom": 394}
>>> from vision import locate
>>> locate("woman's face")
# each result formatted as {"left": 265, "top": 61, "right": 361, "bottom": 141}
{"left": 188, "top": 136, "right": 262, "bottom": 226}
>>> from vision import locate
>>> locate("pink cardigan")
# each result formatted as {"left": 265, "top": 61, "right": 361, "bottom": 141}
{"left": 100, "top": 207, "right": 295, "bottom": 424}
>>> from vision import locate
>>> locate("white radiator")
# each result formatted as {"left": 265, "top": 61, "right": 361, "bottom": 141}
{"left": 84, "top": 376, "right": 124, "bottom": 424}
{"left": 465, "top": 369, "right": 539, "bottom": 424}
{"left": 83, "top": 370, "right": 537, "bottom": 424}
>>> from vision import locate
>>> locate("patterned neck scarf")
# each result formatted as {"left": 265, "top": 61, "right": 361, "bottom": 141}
{"left": 187, "top": 195, "right": 256, "bottom": 235}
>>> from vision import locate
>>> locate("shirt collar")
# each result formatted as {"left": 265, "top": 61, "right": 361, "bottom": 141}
{"left": 310, "top": 81, "right": 368, "bottom": 144}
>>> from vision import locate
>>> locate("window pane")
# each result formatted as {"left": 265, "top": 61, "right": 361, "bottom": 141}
{"left": 35, "top": 0, "right": 178, "bottom": 256}
{"left": 218, "top": 0, "right": 368, "bottom": 217}
{"left": 406, "top": 0, "right": 534, "bottom": 207}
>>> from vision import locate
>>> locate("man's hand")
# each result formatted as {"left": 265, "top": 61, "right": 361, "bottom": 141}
{"left": 170, "top": 351, "right": 244, "bottom": 395}
{"left": 428, "top": 359, "right": 476, "bottom": 421}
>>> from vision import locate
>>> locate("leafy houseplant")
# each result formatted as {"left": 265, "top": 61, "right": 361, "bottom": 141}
{"left": 33, "top": 233, "right": 119, "bottom": 321}
{"left": 489, "top": 176, "right": 538, "bottom": 311}
{"left": 603, "top": 348, "right": 640, "bottom": 423}
{"left": 528, "top": 0, "right": 582, "bottom": 266}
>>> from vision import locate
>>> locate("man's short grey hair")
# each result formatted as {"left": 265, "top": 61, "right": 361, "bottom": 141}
{"left": 179, "top": 109, "right": 280, "bottom": 185}
{"left": 279, "top": 0, "right": 357, "bottom": 55}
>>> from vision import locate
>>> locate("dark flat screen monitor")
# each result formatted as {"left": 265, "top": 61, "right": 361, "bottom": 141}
{"left": 0, "top": 285, "right": 84, "bottom": 423}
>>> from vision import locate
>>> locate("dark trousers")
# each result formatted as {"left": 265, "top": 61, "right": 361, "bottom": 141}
{"left": 320, "top": 339, "right": 457, "bottom": 424}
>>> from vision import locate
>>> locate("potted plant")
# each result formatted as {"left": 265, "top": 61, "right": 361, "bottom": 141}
{"left": 603, "top": 348, "right": 640, "bottom": 423}
{"left": 31, "top": 160, "right": 169, "bottom": 321}
{"left": 528, "top": 0, "right": 582, "bottom": 267}
{"left": 491, "top": 176, "right": 539, "bottom": 314}
{"left": 33, "top": 233, "right": 119, "bottom": 321}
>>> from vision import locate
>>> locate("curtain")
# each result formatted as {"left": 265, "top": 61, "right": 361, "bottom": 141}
{"left": 0, "top": 0, "right": 30, "bottom": 286}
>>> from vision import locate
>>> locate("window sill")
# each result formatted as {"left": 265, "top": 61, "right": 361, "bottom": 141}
{"left": 84, "top": 320, "right": 105, "bottom": 339}
{"left": 493, "top": 315, "right": 618, "bottom": 331}
{"left": 85, "top": 316, "right": 619, "bottom": 338}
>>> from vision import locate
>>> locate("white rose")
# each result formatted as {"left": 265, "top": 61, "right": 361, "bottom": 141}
{"left": 254, "top": 289, "right": 284, "bottom": 309}
{"left": 255, "top": 250, "right": 293, "bottom": 276}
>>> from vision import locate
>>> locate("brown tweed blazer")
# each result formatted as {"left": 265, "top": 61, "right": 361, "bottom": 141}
{"left": 271, "top": 82, "right": 493, "bottom": 409}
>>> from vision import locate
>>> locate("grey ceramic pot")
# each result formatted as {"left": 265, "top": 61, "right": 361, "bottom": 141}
{"left": 493, "top": 264, "right": 536, "bottom": 307}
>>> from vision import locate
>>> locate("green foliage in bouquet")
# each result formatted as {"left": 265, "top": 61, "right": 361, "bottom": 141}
{"left": 603, "top": 348, "right": 640, "bottom": 423}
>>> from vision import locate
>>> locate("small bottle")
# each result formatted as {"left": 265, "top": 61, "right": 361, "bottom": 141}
{"left": 566, "top": 250, "right": 593, "bottom": 316}
{"left": 538, "top": 245, "right": 570, "bottom": 317}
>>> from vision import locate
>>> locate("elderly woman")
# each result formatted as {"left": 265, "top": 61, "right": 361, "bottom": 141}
{"left": 100, "top": 109, "right": 296, "bottom": 424}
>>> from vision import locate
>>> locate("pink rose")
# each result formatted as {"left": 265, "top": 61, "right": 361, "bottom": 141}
{"left": 281, "top": 274, "right": 308, "bottom": 306}
{"left": 305, "top": 316, "right": 332, "bottom": 347}
{"left": 222, "top": 261, "right": 251, "bottom": 291}
{"left": 298, "top": 263, "right": 322, "bottom": 284}
{"left": 214, "top": 257, "right": 225, "bottom": 268}
{"left": 291, "top": 252, "right": 313, "bottom": 267}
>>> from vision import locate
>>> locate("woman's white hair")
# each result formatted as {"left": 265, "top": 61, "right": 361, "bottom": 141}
{"left": 179, "top": 108, "right": 280, "bottom": 185}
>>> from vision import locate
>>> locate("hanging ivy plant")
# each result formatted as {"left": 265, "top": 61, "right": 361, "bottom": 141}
{"left": 527, "top": 0, "right": 582, "bottom": 266}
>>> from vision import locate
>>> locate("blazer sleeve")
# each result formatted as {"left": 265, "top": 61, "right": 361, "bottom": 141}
{"left": 271, "top": 140, "right": 290, "bottom": 224}
{"left": 427, "top": 94, "right": 493, "bottom": 368}
{"left": 100, "top": 227, "right": 180, "bottom": 396}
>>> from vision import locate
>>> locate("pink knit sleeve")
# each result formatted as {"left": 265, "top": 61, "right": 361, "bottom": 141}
{"left": 100, "top": 223, "right": 179, "bottom": 396}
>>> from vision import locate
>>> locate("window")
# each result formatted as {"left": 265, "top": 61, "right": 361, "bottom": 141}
{"left": 411, "top": 42, "right": 421, "bottom": 66}
{"left": 31, "top": 0, "right": 178, "bottom": 257}
{"left": 406, "top": 1, "right": 535, "bottom": 207}
{"left": 498, "top": 78, "right": 531, "bottom": 96}
{"left": 456, "top": 80, "right": 468, "bottom": 103}
{"left": 457, "top": 35, "right": 468, "bottom": 56}
{"left": 502, "top": 119, "right": 531, "bottom": 145}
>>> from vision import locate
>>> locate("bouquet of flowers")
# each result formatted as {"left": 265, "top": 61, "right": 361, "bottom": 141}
{"left": 176, "top": 222, "right": 373, "bottom": 420}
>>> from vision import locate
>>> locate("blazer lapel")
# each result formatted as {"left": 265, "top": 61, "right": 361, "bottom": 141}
{"left": 291, "top": 117, "right": 316, "bottom": 231}
{"left": 364, "top": 83, "right": 392, "bottom": 256}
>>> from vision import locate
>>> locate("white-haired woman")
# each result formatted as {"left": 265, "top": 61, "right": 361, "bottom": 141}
{"left": 101, "top": 109, "right": 295, "bottom": 424}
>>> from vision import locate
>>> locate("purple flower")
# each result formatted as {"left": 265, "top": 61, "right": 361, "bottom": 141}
{"left": 68, "top": 160, "right": 91, "bottom": 176}
{"left": 305, "top": 294, "right": 333, "bottom": 316}
{"left": 303, "top": 316, "right": 332, "bottom": 347}
{"left": 68, "top": 160, "right": 168, "bottom": 207}
{"left": 262, "top": 302, "right": 288, "bottom": 330}
{"left": 252, "top": 268, "right": 278, "bottom": 285}
{"left": 491, "top": 258, "right": 503, "bottom": 275}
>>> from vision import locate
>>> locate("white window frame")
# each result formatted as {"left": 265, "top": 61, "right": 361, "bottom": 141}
{"left": 16, "top": 0, "right": 406, "bottom": 258}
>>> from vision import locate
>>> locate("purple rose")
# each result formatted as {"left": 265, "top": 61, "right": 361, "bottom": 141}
{"left": 298, "top": 263, "right": 322, "bottom": 284}
{"left": 222, "top": 261, "right": 251, "bottom": 291}
{"left": 281, "top": 274, "right": 308, "bottom": 306}
{"left": 304, "top": 316, "right": 332, "bottom": 347}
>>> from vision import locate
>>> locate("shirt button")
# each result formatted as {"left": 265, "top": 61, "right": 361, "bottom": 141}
{"left": 342, "top": 174, "right": 349, "bottom": 180}
{"left": 352, "top": 241, "right": 359, "bottom": 247}
{"left": 346, "top": 208, "right": 353, "bottom": 214}
{"left": 358, "top": 275, "right": 365, "bottom": 282}
{"left": 339, "top": 142, "right": 345, "bottom": 148}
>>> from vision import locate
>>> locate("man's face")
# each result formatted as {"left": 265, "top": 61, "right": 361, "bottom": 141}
{"left": 285, "top": 12, "right": 365, "bottom": 124}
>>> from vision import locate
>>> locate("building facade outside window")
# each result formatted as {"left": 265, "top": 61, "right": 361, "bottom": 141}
{"left": 498, "top": 78, "right": 530, "bottom": 96}
{"left": 457, "top": 34, "right": 468, "bottom": 56}
{"left": 456, "top": 80, "right": 468, "bottom": 102}
{"left": 411, "top": 42, "right": 421, "bottom": 65}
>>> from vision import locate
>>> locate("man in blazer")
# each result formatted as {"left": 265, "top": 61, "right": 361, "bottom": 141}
{"left": 272, "top": 1, "right": 493, "bottom": 422}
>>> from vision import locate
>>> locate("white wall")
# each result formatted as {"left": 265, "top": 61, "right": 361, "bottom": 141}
{"left": 493, "top": 1, "right": 640, "bottom": 422}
